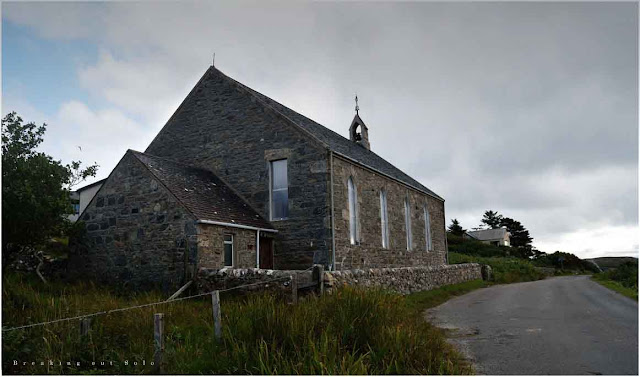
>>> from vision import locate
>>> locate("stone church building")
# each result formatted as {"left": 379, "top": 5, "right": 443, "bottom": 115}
{"left": 73, "top": 66, "right": 447, "bottom": 289}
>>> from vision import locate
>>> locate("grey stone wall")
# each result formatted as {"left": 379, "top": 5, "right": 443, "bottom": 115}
{"left": 325, "top": 263, "right": 482, "bottom": 295}
{"left": 195, "top": 264, "right": 480, "bottom": 297}
{"left": 197, "top": 224, "right": 257, "bottom": 269}
{"left": 70, "top": 153, "right": 198, "bottom": 291}
{"left": 145, "top": 68, "right": 332, "bottom": 270}
{"left": 332, "top": 155, "right": 447, "bottom": 269}
{"left": 196, "top": 267, "right": 314, "bottom": 296}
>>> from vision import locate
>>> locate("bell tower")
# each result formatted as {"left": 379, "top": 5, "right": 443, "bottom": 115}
{"left": 349, "top": 95, "right": 370, "bottom": 150}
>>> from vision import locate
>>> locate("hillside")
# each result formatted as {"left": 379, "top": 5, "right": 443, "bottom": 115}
{"left": 587, "top": 257, "right": 638, "bottom": 271}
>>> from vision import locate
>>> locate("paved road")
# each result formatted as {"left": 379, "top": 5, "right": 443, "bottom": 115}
{"left": 427, "top": 276, "right": 638, "bottom": 375}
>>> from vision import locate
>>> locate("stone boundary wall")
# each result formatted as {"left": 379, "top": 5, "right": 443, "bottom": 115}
{"left": 326, "top": 263, "right": 482, "bottom": 295}
{"left": 196, "top": 268, "right": 314, "bottom": 296}
{"left": 196, "top": 263, "right": 482, "bottom": 296}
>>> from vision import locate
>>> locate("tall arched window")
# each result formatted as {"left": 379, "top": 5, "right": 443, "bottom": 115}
{"left": 348, "top": 177, "right": 358, "bottom": 245}
{"left": 424, "top": 206, "right": 432, "bottom": 251}
{"left": 380, "top": 190, "right": 389, "bottom": 248}
{"left": 404, "top": 197, "right": 412, "bottom": 251}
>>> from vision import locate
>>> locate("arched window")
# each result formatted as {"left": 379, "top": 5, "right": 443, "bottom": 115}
{"left": 404, "top": 197, "right": 412, "bottom": 251}
{"left": 424, "top": 206, "right": 432, "bottom": 251}
{"left": 348, "top": 177, "right": 358, "bottom": 245}
{"left": 380, "top": 190, "right": 389, "bottom": 248}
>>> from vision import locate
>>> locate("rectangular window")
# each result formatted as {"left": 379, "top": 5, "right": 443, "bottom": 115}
{"left": 404, "top": 198, "right": 412, "bottom": 251}
{"left": 270, "top": 159, "right": 288, "bottom": 220}
{"left": 224, "top": 234, "right": 234, "bottom": 267}
{"left": 424, "top": 207, "right": 432, "bottom": 251}
{"left": 380, "top": 191, "right": 389, "bottom": 248}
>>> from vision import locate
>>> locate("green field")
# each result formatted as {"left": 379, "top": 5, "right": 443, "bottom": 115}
{"left": 2, "top": 273, "right": 472, "bottom": 375}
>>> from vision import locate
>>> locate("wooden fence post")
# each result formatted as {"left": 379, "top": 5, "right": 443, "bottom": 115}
{"left": 211, "top": 291, "right": 222, "bottom": 342}
{"left": 153, "top": 313, "right": 164, "bottom": 373}
{"left": 80, "top": 318, "right": 91, "bottom": 337}
{"left": 290, "top": 275, "right": 298, "bottom": 304}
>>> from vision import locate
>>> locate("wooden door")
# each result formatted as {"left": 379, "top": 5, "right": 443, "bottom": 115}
{"left": 259, "top": 237, "right": 274, "bottom": 269}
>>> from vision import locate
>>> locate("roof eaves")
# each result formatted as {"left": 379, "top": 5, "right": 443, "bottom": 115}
{"left": 332, "top": 151, "right": 445, "bottom": 202}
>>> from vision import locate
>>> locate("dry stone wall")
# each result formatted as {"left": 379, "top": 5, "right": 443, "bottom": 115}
{"left": 196, "top": 263, "right": 482, "bottom": 296}
{"left": 325, "top": 263, "right": 482, "bottom": 295}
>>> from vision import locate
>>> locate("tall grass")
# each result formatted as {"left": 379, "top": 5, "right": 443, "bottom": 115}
{"left": 2, "top": 273, "right": 471, "bottom": 375}
{"left": 449, "top": 252, "right": 546, "bottom": 284}
{"left": 592, "top": 261, "right": 638, "bottom": 300}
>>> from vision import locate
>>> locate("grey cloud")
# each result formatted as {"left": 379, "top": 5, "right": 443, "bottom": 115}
{"left": 3, "top": 1, "right": 637, "bottom": 257}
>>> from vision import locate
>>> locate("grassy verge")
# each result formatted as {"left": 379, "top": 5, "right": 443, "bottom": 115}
{"left": 405, "top": 279, "right": 487, "bottom": 313}
{"left": 449, "top": 252, "right": 546, "bottom": 284}
{"left": 2, "top": 272, "right": 471, "bottom": 375}
{"left": 591, "top": 277, "right": 638, "bottom": 301}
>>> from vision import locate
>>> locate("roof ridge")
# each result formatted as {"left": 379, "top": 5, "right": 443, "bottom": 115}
{"left": 129, "top": 149, "right": 215, "bottom": 174}
{"left": 129, "top": 149, "right": 272, "bottom": 228}
{"left": 128, "top": 150, "right": 200, "bottom": 221}
{"left": 207, "top": 67, "right": 443, "bottom": 201}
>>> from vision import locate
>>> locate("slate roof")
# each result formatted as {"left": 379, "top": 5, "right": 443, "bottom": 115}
{"left": 216, "top": 68, "right": 444, "bottom": 201}
{"left": 130, "top": 150, "right": 274, "bottom": 230}
{"left": 466, "top": 228, "right": 509, "bottom": 241}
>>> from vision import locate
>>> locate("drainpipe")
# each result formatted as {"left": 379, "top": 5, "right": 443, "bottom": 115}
{"left": 256, "top": 229, "right": 260, "bottom": 268}
{"left": 330, "top": 150, "right": 336, "bottom": 271}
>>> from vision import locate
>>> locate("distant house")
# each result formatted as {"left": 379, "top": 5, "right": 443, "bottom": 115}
{"left": 68, "top": 179, "right": 106, "bottom": 222}
{"left": 465, "top": 228, "right": 510, "bottom": 247}
{"left": 67, "top": 191, "right": 80, "bottom": 222}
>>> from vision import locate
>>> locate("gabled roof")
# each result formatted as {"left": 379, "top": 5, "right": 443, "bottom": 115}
{"left": 76, "top": 178, "right": 107, "bottom": 193}
{"left": 215, "top": 68, "right": 444, "bottom": 201}
{"left": 129, "top": 150, "right": 274, "bottom": 230}
{"left": 466, "top": 228, "right": 509, "bottom": 241}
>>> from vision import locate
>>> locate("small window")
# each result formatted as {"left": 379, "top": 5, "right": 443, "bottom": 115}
{"left": 348, "top": 177, "right": 358, "bottom": 245}
{"left": 72, "top": 203, "right": 80, "bottom": 215}
{"left": 380, "top": 190, "right": 389, "bottom": 248}
{"left": 424, "top": 206, "right": 432, "bottom": 251}
{"left": 223, "top": 234, "right": 234, "bottom": 267}
{"left": 404, "top": 197, "right": 412, "bottom": 251}
{"left": 270, "top": 159, "right": 288, "bottom": 220}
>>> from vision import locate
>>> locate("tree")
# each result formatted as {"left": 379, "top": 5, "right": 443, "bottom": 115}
{"left": 480, "top": 210, "right": 503, "bottom": 229}
{"left": 2, "top": 112, "right": 98, "bottom": 267}
{"left": 447, "top": 219, "right": 466, "bottom": 236}
{"left": 499, "top": 216, "right": 533, "bottom": 249}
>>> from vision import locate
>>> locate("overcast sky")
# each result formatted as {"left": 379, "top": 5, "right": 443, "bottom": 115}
{"left": 2, "top": 1, "right": 638, "bottom": 259}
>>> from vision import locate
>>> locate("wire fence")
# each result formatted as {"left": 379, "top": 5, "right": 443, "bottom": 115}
{"left": 2, "top": 266, "right": 318, "bottom": 333}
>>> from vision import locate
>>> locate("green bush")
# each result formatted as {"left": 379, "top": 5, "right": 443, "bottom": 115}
{"left": 449, "top": 252, "right": 546, "bottom": 284}
{"left": 533, "top": 251, "right": 600, "bottom": 273}
{"left": 447, "top": 234, "right": 511, "bottom": 258}
{"left": 2, "top": 273, "right": 471, "bottom": 375}
{"left": 594, "top": 261, "right": 638, "bottom": 290}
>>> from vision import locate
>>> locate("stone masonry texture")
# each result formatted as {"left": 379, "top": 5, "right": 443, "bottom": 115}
{"left": 195, "top": 263, "right": 482, "bottom": 297}
{"left": 332, "top": 155, "right": 447, "bottom": 270}
{"left": 145, "top": 68, "right": 332, "bottom": 269}
{"left": 70, "top": 153, "right": 198, "bottom": 291}
{"left": 325, "top": 263, "right": 482, "bottom": 295}
{"left": 196, "top": 224, "right": 258, "bottom": 269}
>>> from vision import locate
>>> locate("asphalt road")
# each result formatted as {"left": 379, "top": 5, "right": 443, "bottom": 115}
{"left": 427, "top": 276, "right": 638, "bottom": 375}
